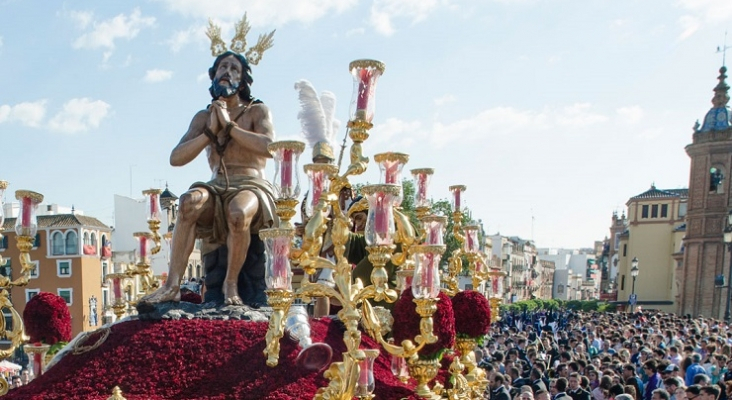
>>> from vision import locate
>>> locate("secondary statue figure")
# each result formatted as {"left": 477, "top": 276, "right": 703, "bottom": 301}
{"left": 140, "top": 16, "right": 278, "bottom": 307}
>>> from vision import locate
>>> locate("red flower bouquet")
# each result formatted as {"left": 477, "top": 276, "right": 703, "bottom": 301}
{"left": 392, "top": 290, "right": 455, "bottom": 360}
{"left": 23, "top": 292, "right": 72, "bottom": 345}
{"left": 451, "top": 290, "right": 491, "bottom": 343}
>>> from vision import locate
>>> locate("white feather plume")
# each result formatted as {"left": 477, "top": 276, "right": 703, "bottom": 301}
{"left": 294, "top": 80, "right": 327, "bottom": 148}
{"left": 320, "top": 91, "right": 339, "bottom": 144}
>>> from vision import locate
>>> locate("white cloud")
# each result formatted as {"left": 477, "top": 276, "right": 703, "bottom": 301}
{"left": 69, "top": 10, "right": 94, "bottom": 29}
{"left": 167, "top": 26, "right": 202, "bottom": 53}
{"left": 144, "top": 69, "right": 174, "bottom": 83}
{"left": 0, "top": 100, "right": 47, "bottom": 128}
{"left": 48, "top": 98, "right": 111, "bottom": 134}
{"left": 72, "top": 8, "right": 155, "bottom": 51}
{"left": 554, "top": 103, "right": 608, "bottom": 127}
{"left": 677, "top": 15, "right": 700, "bottom": 41}
{"left": 346, "top": 28, "right": 365, "bottom": 37}
{"left": 616, "top": 106, "right": 644, "bottom": 124}
{"left": 369, "top": 0, "right": 440, "bottom": 36}
{"left": 434, "top": 94, "right": 457, "bottom": 106}
{"left": 158, "top": 0, "right": 357, "bottom": 26}
{"left": 430, "top": 106, "right": 546, "bottom": 146}
{"left": 370, "top": 117, "right": 423, "bottom": 146}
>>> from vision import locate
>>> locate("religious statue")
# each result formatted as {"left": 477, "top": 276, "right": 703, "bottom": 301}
{"left": 139, "top": 15, "right": 278, "bottom": 308}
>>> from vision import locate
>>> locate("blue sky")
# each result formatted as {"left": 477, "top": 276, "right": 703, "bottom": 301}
{"left": 0, "top": 0, "right": 730, "bottom": 249}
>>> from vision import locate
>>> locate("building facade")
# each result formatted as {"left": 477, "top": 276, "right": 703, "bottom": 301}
{"left": 2, "top": 209, "right": 112, "bottom": 337}
{"left": 679, "top": 66, "right": 732, "bottom": 318}
{"left": 616, "top": 186, "right": 687, "bottom": 312}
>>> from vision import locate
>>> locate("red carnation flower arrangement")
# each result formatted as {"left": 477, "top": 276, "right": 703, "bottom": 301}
{"left": 23, "top": 292, "right": 72, "bottom": 354}
{"left": 451, "top": 290, "right": 491, "bottom": 344}
{"left": 392, "top": 289, "right": 455, "bottom": 360}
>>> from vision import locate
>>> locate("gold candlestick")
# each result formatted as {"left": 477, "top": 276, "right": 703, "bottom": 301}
{"left": 263, "top": 289, "right": 295, "bottom": 367}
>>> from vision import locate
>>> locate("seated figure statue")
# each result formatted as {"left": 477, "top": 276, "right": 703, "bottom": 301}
{"left": 139, "top": 50, "right": 278, "bottom": 307}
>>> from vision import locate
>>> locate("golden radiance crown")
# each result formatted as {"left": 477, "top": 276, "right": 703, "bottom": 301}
{"left": 206, "top": 13, "right": 275, "bottom": 65}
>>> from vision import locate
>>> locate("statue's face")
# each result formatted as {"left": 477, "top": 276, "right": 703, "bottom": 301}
{"left": 210, "top": 54, "right": 242, "bottom": 99}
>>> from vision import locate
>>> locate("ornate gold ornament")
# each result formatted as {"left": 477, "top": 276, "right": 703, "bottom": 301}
{"left": 107, "top": 386, "right": 127, "bottom": 400}
{"left": 206, "top": 13, "right": 275, "bottom": 65}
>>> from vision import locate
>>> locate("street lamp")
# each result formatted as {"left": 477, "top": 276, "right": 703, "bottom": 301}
{"left": 630, "top": 257, "right": 639, "bottom": 306}
{"left": 722, "top": 210, "right": 732, "bottom": 323}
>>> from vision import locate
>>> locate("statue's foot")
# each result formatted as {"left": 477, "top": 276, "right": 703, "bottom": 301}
{"left": 139, "top": 285, "right": 181, "bottom": 304}
{"left": 223, "top": 281, "right": 244, "bottom": 306}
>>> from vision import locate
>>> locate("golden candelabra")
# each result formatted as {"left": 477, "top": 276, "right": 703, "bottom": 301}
{"left": 0, "top": 187, "right": 45, "bottom": 395}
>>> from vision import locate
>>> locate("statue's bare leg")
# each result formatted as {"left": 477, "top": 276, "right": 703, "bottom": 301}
{"left": 223, "top": 191, "right": 259, "bottom": 305}
{"left": 140, "top": 189, "right": 213, "bottom": 304}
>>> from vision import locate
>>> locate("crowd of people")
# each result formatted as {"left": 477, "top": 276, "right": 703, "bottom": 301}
{"left": 475, "top": 309, "right": 732, "bottom": 400}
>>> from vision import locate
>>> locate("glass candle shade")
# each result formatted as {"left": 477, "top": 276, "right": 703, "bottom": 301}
{"left": 108, "top": 274, "right": 125, "bottom": 304}
{"left": 260, "top": 228, "right": 294, "bottom": 290}
{"left": 396, "top": 269, "right": 414, "bottom": 294}
{"left": 14, "top": 190, "right": 43, "bottom": 237}
{"left": 355, "top": 349, "right": 380, "bottom": 397}
{"left": 449, "top": 185, "right": 466, "bottom": 213}
{"left": 475, "top": 257, "right": 488, "bottom": 275}
{"left": 412, "top": 245, "right": 444, "bottom": 299}
{"left": 421, "top": 215, "right": 447, "bottom": 246}
{"left": 410, "top": 168, "right": 434, "bottom": 209}
{"left": 303, "top": 164, "right": 339, "bottom": 217}
{"left": 134, "top": 232, "right": 154, "bottom": 265}
{"left": 269, "top": 141, "right": 305, "bottom": 199}
{"left": 361, "top": 184, "right": 400, "bottom": 246}
{"left": 485, "top": 276, "right": 494, "bottom": 297}
{"left": 374, "top": 152, "right": 409, "bottom": 206}
{"left": 491, "top": 271, "right": 504, "bottom": 298}
{"left": 349, "top": 59, "right": 385, "bottom": 123}
{"left": 463, "top": 225, "right": 480, "bottom": 254}
{"left": 143, "top": 189, "right": 163, "bottom": 222}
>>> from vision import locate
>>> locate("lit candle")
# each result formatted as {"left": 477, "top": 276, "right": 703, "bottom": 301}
{"left": 113, "top": 277, "right": 122, "bottom": 300}
{"left": 374, "top": 192, "right": 389, "bottom": 237}
{"left": 356, "top": 69, "right": 372, "bottom": 113}
{"left": 311, "top": 171, "right": 323, "bottom": 209}
{"left": 417, "top": 173, "right": 428, "bottom": 203}
{"left": 139, "top": 236, "right": 148, "bottom": 259}
{"left": 384, "top": 161, "right": 399, "bottom": 184}
{"left": 453, "top": 189, "right": 462, "bottom": 211}
{"left": 21, "top": 196, "right": 31, "bottom": 228}
{"left": 281, "top": 149, "right": 293, "bottom": 189}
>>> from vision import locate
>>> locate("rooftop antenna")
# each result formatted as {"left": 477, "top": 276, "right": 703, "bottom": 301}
{"left": 718, "top": 30, "right": 731, "bottom": 67}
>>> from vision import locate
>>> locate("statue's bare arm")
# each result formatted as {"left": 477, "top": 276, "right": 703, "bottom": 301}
{"left": 170, "top": 110, "right": 211, "bottom": 167}
{"left": 228, "top": 104, "right": 275, "bottom": 159}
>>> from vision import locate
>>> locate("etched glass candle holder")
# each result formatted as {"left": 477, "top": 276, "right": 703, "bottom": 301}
{"left": 361, "top": 184, "right": 400, "bottom": 246}
{"left": 143, "top": 189, "right": 162, "bottom": 223}
{"left": 463, "top": 225, "right": 481, "bottom": 254}
{"left": 14, "top": 190, "right": 43, "bottom": 237}
{"left": 421, "top": 216, "right": 447, "bottom": 246}
{"left": 303, "top": 164, "right": 339, "bottom": 217}
{"left": 134, "top": 232, "right": 154, "bottom": 265}
{"left": 269, "top": 141, "right": 306, "bottom": 199}
{"left": 374, "top": 152, "right": 409, "bottom": 206}
{"left": 260, "top": 228, "right": 294, "bottom": 290}
{"left": 411, "top": 168, "right": 434, "bottom": 210}
{"left": 412, "top": 246, "right": 443, "bottom": 300}
{"left": 449, "top": 185, "right": 466, "bottom": 213}
{"left": 349, "top": 59, "right": 386, "bottom": 123}
{"left": 355, "top": 349, "right": 380, "bottom": 397}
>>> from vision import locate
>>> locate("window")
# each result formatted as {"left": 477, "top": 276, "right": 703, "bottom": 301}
{"left": 710, "top": 167, "right": 724, "bottom": 193}
{"left": 661, "top": 204, "right": 668, "bottom": 218}
{"left": 51, "top": 232, "right": 64, "bottom": 255}
{"left": 558, "top": 284, "right": 564, "bottom": 294}
{"left": 57, "top": 260, "right": 72, "bottom": 277}
{"left": 33, "top": 233, "right": 40, "bottom": 248}
{"left": 29, "top": 260, "right": 39, "bottom": 279}
{"left": 651, "top": 204, "right": 658, "bottom": 218}
{"left": 25, "top": 289, "right": 40, "bottom": 303}
{"left": 641, "top": 205, "right": 649, "bottom": 218}
{"left": 65, "top": 231, "right": 78, "bottom": 255}
{"left": 57, "top": 288, "right": 73, "bottom": 305}
{"left": 102, "top": 261, "right": 109, "bottom": 279}
{"left": 83, "top": 232, "right": 90, "bottom": 246}
{"left": 0, "top": 235, "right": 6, "bottom": 250}
{"left": 679, "top": 202, "right": 687, "bottom": 218}
{"left": 91, "top": 232, "right": 97, "bottom": 247}
{"left": 621, "top": 275, "right": 625, "bottom": 291}
{"left": 0, "top": 259, "right": 11, "bottom": 278}
{"left": 102, "top": 288, "right": 109, "bottom": 309}
{"left": 623, "top": 244, "right": 627, "bottom": 257}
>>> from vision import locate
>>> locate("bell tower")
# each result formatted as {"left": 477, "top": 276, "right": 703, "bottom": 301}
{"left": 679, "top": 66, "right": 732, "bottom": 317}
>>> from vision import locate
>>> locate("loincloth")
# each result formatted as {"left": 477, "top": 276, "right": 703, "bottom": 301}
{"left": 190, "top": 175, "right": 279, "bottom": 248}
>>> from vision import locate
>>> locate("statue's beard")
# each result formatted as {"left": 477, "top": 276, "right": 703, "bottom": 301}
{"left": 210, "top": 77, "right": 240, "bottom": 99}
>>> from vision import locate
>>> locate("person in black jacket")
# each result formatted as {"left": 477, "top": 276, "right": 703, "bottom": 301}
{"left": 491, "top": 374, "right": 512, "bottom": 400}
{"left": 568, "top": 372, "right": 592, "bottom": 400}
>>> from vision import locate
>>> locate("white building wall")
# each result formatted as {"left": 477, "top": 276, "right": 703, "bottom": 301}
{"left": 113, "top": 194, "right": 171, "bottom": 276}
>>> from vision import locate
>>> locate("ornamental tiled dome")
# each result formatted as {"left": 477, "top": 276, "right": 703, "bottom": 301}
{"left": 698, "top": 66, "right": 731, "bottom": 132}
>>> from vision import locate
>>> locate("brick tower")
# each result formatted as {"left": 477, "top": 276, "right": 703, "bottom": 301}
{"left": 679, "top": 66, "right": 732, "bottom": 317}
